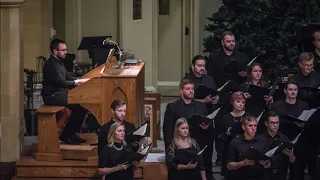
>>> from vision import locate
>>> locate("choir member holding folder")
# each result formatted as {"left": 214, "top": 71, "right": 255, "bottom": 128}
{"left": 98, "top": 122, "right": 136, "bottom": 180}
{"left": 226, "top": 116, "right": 270, "bottom": 180}
{"left": 163, "top": 78, "right": 215, "bottom": 180}
{"left": 98, "top": 100, "right": 136, "bottom": 155}
{"left": 166, "top": 118, "right": 207, "bottom": 180}
{"left": 238, "top": 63, "right": 272, "bottom": 117}
{"left": 259, "top": 111, "right": 295, "bottom": 180}
{"left": 290, "top": 52, "right": 320, "bottom": 108}
{"left": 221, "top": 92, "right": 247, "bottom": 175}
{"left": 183, "top": 55, "right": 219, "bottom": 113}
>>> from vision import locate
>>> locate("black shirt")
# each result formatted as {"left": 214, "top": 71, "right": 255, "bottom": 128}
{"left": 41, "top": 55, "right": 77, "bottom": 96}
{"left": 272, "top": 99, "right": 308, "bottom": 141}
{"left": 290, "top": 71, "right": 320, "bottom": 108}
{"left": 207, "top": 49, "right": 249, "bottom": 104}
{"left": 98, "top": 119, "right": 136, "bottom": 156}
{"left": 163, "top": 98, "right": 212, "bottom": 148}
{"left": 98, "top": 142, "right": 134, "bottom": 180}
{"left": 227, "top": 135, "right": 267, "bottom": 179}
{"left": 259, "top": 132, "right": 291, "bottom": 172}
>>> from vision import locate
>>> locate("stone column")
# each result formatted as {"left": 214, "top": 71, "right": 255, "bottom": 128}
{"left": 0, "top": 0, "right": 25, "bottom": 178}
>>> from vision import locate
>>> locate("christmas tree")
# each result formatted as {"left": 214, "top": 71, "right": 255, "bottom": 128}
{"left": 204, "top": 0, "right": 320, "bottom": 69}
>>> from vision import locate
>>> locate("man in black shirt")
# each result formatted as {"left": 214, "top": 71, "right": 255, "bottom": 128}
{"left": 163, "top": 78, "right": 215, "bottom": 180}
{"left": 98, "top": 99, "right": 136, "bottom": 155}
{"left": 227, "top": 115, "right": 270, "bottom": 180}
{"left": 206, "top": 31, "right": 250, "bottom": 165}
{"left": 260, "top": 111, "right": 295, "bottom": 180}
{"left": 290, "top": 52, "right": 320, "bottom": 108}
{"left": 183, "top": 55, "right": 219, "bottom": 113}
{"left": 41, "top": 39, "right": 90, "bottom": 144}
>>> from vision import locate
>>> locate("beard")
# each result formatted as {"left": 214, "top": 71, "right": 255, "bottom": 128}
{"left": 182, "top": 93, "right": 194, "bottom": 100}
{"left": 225, "top": 45, "right": 235, "bottom": 51}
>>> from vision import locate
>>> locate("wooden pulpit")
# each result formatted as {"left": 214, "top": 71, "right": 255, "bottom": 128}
{"left": 68, "top": 56, "right": 145, "bottom": 126}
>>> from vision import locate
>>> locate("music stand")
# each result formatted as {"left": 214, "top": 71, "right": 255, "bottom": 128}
{"left": 78, "top": 36, "right": 114, "bottom": 66}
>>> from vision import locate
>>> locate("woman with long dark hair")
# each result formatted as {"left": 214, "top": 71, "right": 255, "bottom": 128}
{"left": 238, "top": 63, "right": 272, "bottom": 117}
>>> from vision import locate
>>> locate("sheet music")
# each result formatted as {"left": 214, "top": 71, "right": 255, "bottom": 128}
{"left": 247, "top": 54, "right": 260, "bottom": 66}
{"left": 297, "top": 108, "right": 317, "bottom": 121}
{"left": 207, "top": 107, "right": 221, "bottom": 119}
{"left": 291, "top": 132, "right": 302, "bottom": 144}
{"left": 140, "top": 144, "right": 151, "bottom": 155}
{"left": 265, "top": 145, "right": 279, "bottom": 157}
{"left": 133, "top": 123, "right": 148, "bottom": 136}
{"left": 217, "top": 80, "right": 231, "bottom": 91}
{"left": 256, "top": 110, "right": 265, "bottom": 123}
{"left": 197, "top": 145, "right": 208, "bottom": 155}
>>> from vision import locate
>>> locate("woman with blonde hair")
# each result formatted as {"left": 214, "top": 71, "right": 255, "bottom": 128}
{"left": 166, "top": 118, "right": 206, "bottom": 180}
{"left": 98, "top": 122, "right": 134, "bottom": 180}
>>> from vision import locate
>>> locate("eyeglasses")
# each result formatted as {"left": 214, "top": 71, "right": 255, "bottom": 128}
{"left": 267, "top": 122, "right": 279, "bottom": 125}
{"left": 57, "top": 49, "right": 67, "bottom": 52}
{"left": 301, "top": 64, "right": 313, "bottom": 68}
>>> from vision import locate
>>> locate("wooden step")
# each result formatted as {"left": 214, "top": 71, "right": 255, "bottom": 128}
{"left": 15, "top": 146, "right": 168, "bottom": 180}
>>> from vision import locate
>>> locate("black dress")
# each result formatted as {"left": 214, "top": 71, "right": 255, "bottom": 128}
{"left": 98, "top": 142, "right": 134, "bottom": 180}
{"left": 166, "top": 141, "right": 205, "bottom": 180}
{"left": 221, "top": 113, "right": 245, "bottom": 176}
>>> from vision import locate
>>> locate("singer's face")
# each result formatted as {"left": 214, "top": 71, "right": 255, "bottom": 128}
{"left": 299, "top": 59, "right": 314, "bottom": 74}
{"left": 284, "top": 84, "right": 298, "bottom": 99}
{"left": 112, "top": 105, "right": 126, "bottom": 121}
{"left": 232, "top": 99, "right": 245, "bottom": 111}
{"left": 114, "top": 125, "right": 125, "bottom": 141}
{"left": 251, "top": 65, "right": 262, "bottom": 81}
{"left": 192, "top": 59, "right": 206, "bottom": 76}
{"left": 180, "top": 84, "right": 194, "bottom": 100}
{"left": 242, "top": 120, "right": 257, "bottom": 137}
{"left": 222, "top": 35, "right": 235, "bottom": 51}
{"left": 178, "top": 123, "right": 189, "bottom": 137}
{"left": 313, "top": 32, "right": 320, "bottom": 50}
{"left": 265, "top": 116, "right": 280, "bottom": 133}
{"left": 54, "top": 43, "right": 67, "bottom": 60}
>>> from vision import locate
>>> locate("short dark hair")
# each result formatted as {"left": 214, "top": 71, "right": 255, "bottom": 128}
{"left": 179, "top": 78, "right": 194, "bottom": 89}
{"left": 50, "top": 39, "right": 66, "bottom": 53}
{"left": 312, "top": 29, "right": 320, "bottom": 41}
{"left": 284, "top": 80, "right": 299, "bottom": 90}
{"left": 188, "top": 55, "right": 206, "bottom": 72}
{"left": 111, "top": 99, "right": 126, "bottom": 110}
{"left": 221, "top": 31, "right": 234, "bottom": 41}
{"left": 242, "top": 115, "right": 257, "bottom": 125}
{"left": 266, "top": 111, "right": 279, "bottom": 122}
{"left": 298, "top": 52, "right": 314, "bottom": 62}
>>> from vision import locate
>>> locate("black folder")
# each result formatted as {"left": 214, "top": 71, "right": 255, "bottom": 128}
{"left": 224, "top": 61, "right": 247, "bottom": 75}
{"left": 195, "top": 86, "right": 219, "bottom": 99}
{"left": 277, "top": 142, "right": 294, "bottom": 152}
{"left": 282, "top": 108, "right": 318, "bottom": 123}
{"left": 175, "top": 145, "right": 207, "bottom": 164}
{"left": 247, "top": 84, "right": 271, "bottom": 100}
{"left": 125, "top": 122, "right": 148, "bottom": 144}
{"left": 119, "top": 144, "right": 152, "bottom": 163}
{"left": 241, "top": 147, "right": 269, "bottom": 161}
{"left": 188, "top": 114, "right": 212, "bottom": 126}
{"left": 299, "top": 86, "right": 320, "bottom": 93}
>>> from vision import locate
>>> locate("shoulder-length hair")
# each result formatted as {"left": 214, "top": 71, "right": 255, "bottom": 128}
{"left": 246, "top": 63, "right": 268, "bottom": 87}
{"left": 172, "top": 118, "right": 196, "bottom": 148}
{"left": 107, "top": 122, "right": 127, "bottom": 147}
